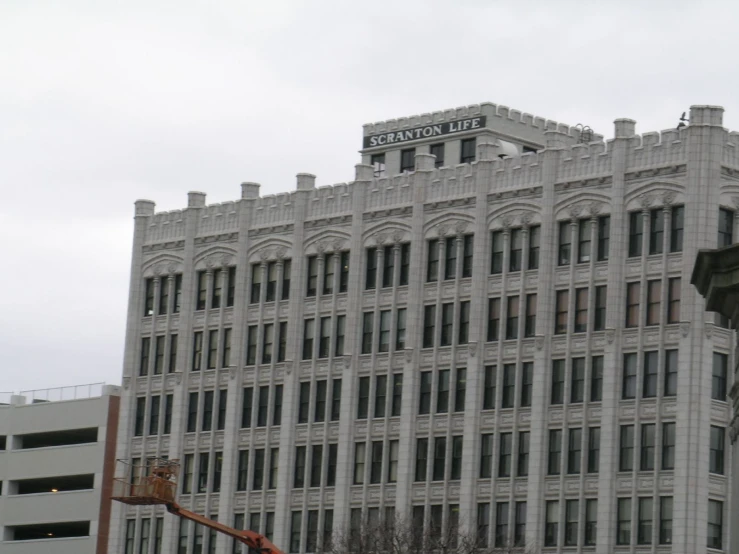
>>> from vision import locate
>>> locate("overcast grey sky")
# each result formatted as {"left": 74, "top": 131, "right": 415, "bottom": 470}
{"left": 2, "top": 0, "right": 738, "bottom": 393}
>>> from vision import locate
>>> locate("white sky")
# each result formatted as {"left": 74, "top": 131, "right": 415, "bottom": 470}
{"left": 2, "top": 0, "right": 738, "bottom": 392}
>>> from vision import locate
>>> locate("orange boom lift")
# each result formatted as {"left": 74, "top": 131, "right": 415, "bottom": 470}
{"left": 111, "top": 458, "right": 283, "bottom": 553}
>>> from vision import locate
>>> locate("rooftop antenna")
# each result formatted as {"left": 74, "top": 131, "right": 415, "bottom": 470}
{"left": 575, "top": 124, "right": 593, "bottom": 144}
{"left": 677, "top": 112, "right": 689, "bottom": 130}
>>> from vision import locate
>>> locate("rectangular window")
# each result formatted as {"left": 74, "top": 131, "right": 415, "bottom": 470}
{"left": 419, "top": 371, "right": 432, "bottom": 414}
{"left": 369, "top": 441, "right": 383, "bottom": 484}
{"left": 225, "top": 266, "right": 236, "bottom": 307}
{"left": 502, "top": 363, "right": 515, "bottom": 409}
{"left": 555, "top": 290, "right": 569, "bottom": 334}
{"left": 495, "top": 502, "right": 509, "bottom": 547}
{"left": 206, "top": 329, "right": 218, "bottom": 369}
{"left": 458, "top": 301, "right": 470, "bottom": 344}
{"left": 167, "top": 334, "right": 178, "bottom": 373}
{"left": 212, "top": 268, "right": 223, "bottom": 309}
{"left": 361, "top": 312, "right": 374, "bottom": 354}
{"left": 626, "top": 282, "right": 641, "bottom": 327}
{"left": 134, "top": 397, "right": 145, "bottom": 436}
{"left": 197, "top": 452, "right": 209, "bottom": 493}
{"left": 186, "top": 392, "right": 198, "bottom": 433}
{"left": 378, "top": 310, "right": 391, "bottom": 352}
{"left": 710, "top": 426, "right": 725, "bottom": 474}
{"left": 477, "top": 503, "right": 490, "bottom": 547}
{"left": 395, "top": 308, "right": 406, "bottom": 350}
{"left": 310, "top": 445, "right": 323, "bottom": 487}
{"left": 670, "top": 206, "right": 684, "bottom": 252}
{"left": 437, "top": 369, "right": 450, "bottom": 413}
{"left": 491, "top": 231, "right": 503, "bottom": 274}
{"left": 182, "top": 454, "right": 193, "bottom": 494}
{"left": 545, "top": 501, "right": 559, "bottom": 547}
{"left": 293, "top": 445, "right": 306, "bottom": 488}
{"left": 281, "top": 259, "right": 291, "bottom": 300}
{"left": 173, "top": 274, "right": 183, "bottom": 313}
{"left": 460, "top": 138, "right": 476, "bottom": 163}
{"left": 323, "top": 255, "right": 335, "bottom": 296}
{"left": 144, "top": 278, "right": 155, "bottom": 316}
{"left": 667, "top": 277, "right": 681, "bottom": 323}
{"left": 483, "top": 365, "right": 496, "bottom": 410}
{"left": 318, "top": 317, "right": 331, "bottom": 358}
{"left": 588, "top": 427, "right": 600, "bottom": 473}
{"left": 480, "top": 433, "right": 493, "bottom": 478}
{"left": 597, "top": 215, "right": 610, "bottom": 261}
{"left": 339, "top": 252, "right": 350, "bottom": 294}
{"left": 314, "top": 380, "right": 327, "bottom": 423}
{"left": 528, "top": 225, "right": 540, "bottom": 269}
{"left": 245, "top": 325, "right": 257, "bottom": 366}
{"left": 421, "top": 305, "right": 435, "bottom": 348}
{"left": 331, "top": 379, "right": 341, "bottom": 421}
{"left": 570, "top": 357, "right": 585, "bottom": 403}
{"left": 353, "top": 442, "right": 365, "bottom": 484}
{"left": 257, "top": 386, "right": 269, "bottom": 427}
{"left": 487, "top": 298, "right": 500, "bottom": 341}
{"left": 620, "top": 425, "right": 634, "bottom": 471}
{"left": 371, "top": 153, "right": 385, "bottom": 178}
{"left": 640, "top": 423, "right": 655, "bottom": 471}
{"left": 623, "top": 353, "right": 637, "bottom": 399}
{"left": 617, "top": 498, "right": 632, "bottom": 545}
{"left": 391, "top": 374, "right": 403, "bottom": 417}
{"left": 139, "top": 337, "right": 150, "bottom": 376}
{"left": 163, "top": 394, "right": 173, "bottom": 434}
{"left": 326, "top": 444, "right": 337, "bottom": 487}
{"left": 591, "top": 355, "right": 603, "bottom": 401}
{"left": 261, "top": 324, "right": 273, "bottom": 364}
{"left": 212, "top": 451, "right": 223, "bottom": 492}
{"left": 637, "top": 498, "right": 653, "bottom": 545}
{"left": 153, "top": 335, "right": 165, "bottom": 375}
{"left": 708, "top": 500, "right": 723, "bottom": 549}
{"left": 574, "top": 288, "right": 588, "bottom": 333}
{"left": 432, "top": 437, "right": 446, "bottom": 481}
{"left": 196, "top": 270, "right": 207, "bottom": 310}
{"left": 334, "top": 315, "right": 345, "bottom": 356}
{"left": 646, "top": 279, "right": 661, "bottom": 326}
{"left": 505, "top": 296, "right": 519, "bottom": 340}
{"left": 440, "top": 302, "right": 454, "bottom": 346}
{"left": 585, "top": 499, "right": 598, "bottom": 546}
{"left": 551, "top": 359, "right": 565, "bottom": 405}
{"left": 594, "top": 285, "right": 607, "bottom": 330}
{"left": 568, "top": 427, "right": 582, "bottom": 474}
{"left": 216, "top": 389, "right": 227, "bottom": 431}
{"left": 298, "top": 382, "right": 310, "bottom": 424}
{"left": 518, "top": 431, "right": 530, "bottom": 477}
{"left": 290, "top": 511, "right": 302, "bottom": 554}
{"left": 558, "top": 221, "right": 571, "bottom": 265}
{"left": 365, "top": 247, "right": 377, "bottom": 290}
{"left": 236, "top": 450, "right": 249, "bottom": 491}
{"left": 524, "top": 294, "right": 537, "bottom": 337}
{"left": 241, "top": 387, "right": 253, "bottom": 428}
{"left": 520, "top": 362, "right": 533, "bottom": 407}
{"left": 202, "top": 390, "right": 213, "bottom": 431}
{"left": 139, "top": 518, "right": 151, "bottom": 554}
{"left": 306, "top": 255, "right": 318, "bottom": 297}
{"left": 660, "top": 496, "right": 673, "bottom": 545}
{"left": 357, "top": 376, "right": 370, "bottom": 419}
{"left": 269, "top": 448, "right": 279, "bottom": 489}
{"left": 548, "top": 429, "right": 562, "bottom": 475}
{"left": 565, "top": 499, "right": 579, "bottom": 546}
{"left": 400, "top": 148, "right": 415, "bottom": 172}
{"left": 643, "top": 350, "right": 658, "bottom": 398}
{"left": 510, "top": 228, "right": 523, "bottom": 271}
{"left": 415, "top": 438, "right": 428, "bottom": 481}
{"left": 662, "top": 422, "right": 675, "bottom": 470}
{"left": 192, "top": 332, "right": 203, "bottom": 371}
{"left": 427, "top": 238, "right": 442, "bottom": 284}
{"left": 462, "top": 234, "right": 474, "bottom": 277}
{"left": 250, "top": 264, "right": 262, "bottom": 304}
{"left": 374, "top": 375, "right": 387, "bottom": 418}
{"left": 303, "top": 318, "right": 315, "bottom": 360}
{"left": 498, "top": 432, "right": 512, "bottom": 477}
{"left": 454, "top": 368, "right": 466, "bottom": 412}
{"left": 399, "top": 243, "right": 410, "bottom": 285}
{"left": 220, "top": 328, "right": 231, "bottom": 367}
{"left": 578, "top": 219, "right": 592, "bottom": 263}
{"left": 629, "top": 212, "right": 644, "bottom": 257}
{"left": 719, "top": 207, "right": 734, "bottom": 247}
{"left": 387, "top": 440, "right": 399, "bottom": 483}
{"left": 650, "top": 208, "right": 664, "bottom": 255}
{"left": 713, "top": 352, "right": 728, "bottom": 400}
{"left": 430, "top": 143, "right": 445, "bottom": 167}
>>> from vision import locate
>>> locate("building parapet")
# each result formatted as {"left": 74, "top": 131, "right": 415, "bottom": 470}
{"left": 8, "top": 382, "right": 117, "bottom": 405}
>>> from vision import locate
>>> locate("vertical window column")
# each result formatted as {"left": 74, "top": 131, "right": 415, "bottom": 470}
{"left": 641, "top": 207, "right": 651, "bottom": 258}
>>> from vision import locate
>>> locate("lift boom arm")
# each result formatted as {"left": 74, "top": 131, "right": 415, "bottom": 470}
{"left": 165, "top": 501, "right": 284, "bottom": 554}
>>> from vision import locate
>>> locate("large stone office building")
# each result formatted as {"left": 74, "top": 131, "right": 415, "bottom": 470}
{"left": 111, "top": 102, "right": 734, "bottom": 553}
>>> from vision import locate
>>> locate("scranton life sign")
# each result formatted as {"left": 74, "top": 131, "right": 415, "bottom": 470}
{"left": 363, "top": 116, "right": 487, "bottom": 148}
